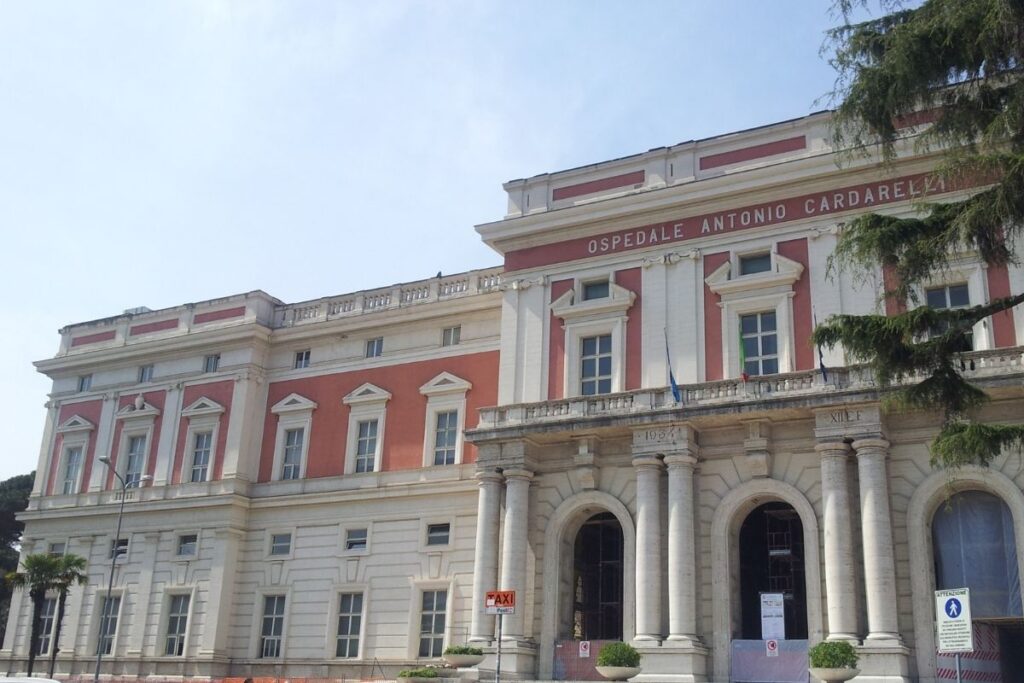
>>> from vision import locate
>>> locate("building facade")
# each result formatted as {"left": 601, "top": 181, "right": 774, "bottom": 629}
{"left": 4, "top": 112, "right": 1024, "bottom": 683}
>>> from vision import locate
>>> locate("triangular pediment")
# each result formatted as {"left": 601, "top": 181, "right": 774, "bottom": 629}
{"left": 116, "top": 396, "right": 160, "bottom": 420}
{"left": 551, "top": 282, "right": 635, "bottom": 321}
{"left": 342, "top": 382, "right": 392, "bottom": 406}
{"left": 56, "top": 415, "right": 95, "bottom": 434}
{"left": 181, "top": 396, "right": 226, "bottom": 418}
{"left": 420, "top": 372, "right": 472, "bottom": 397}
{"left": 704, "top": 253, "right": 803, "bottom": 297}
{"left": 271, "top": 393, "right": 318, "bottom": 414}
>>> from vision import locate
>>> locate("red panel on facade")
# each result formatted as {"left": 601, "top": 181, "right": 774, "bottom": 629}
{"left": 616, "top": 268, "right": 643, "bottom": 390}
{"left": 257, "top": 351, "right": 499, "bottom": 482}
{"left": 552, "top": 171, "right": 645, "bottom": 201}
{"left": 129, "top": 318, "right": 179, "bottom": 336}
{"left": 70, "top": 330, "right": 116, "bottom": 347}
{"left": 882, "top": 264, "right": 907, "bottom": 316}
{"left": 699, "top": 136, "right": 806, "bottom": 170}
{"left": 703, "top": 252, "right": 730, "bottom": 381}
{"left": 777, "top": 238, "right": 814, "bottom": 371}
{"left": 548, "top": 280, "right": 574, "bottom": 401}
{"left": 193, "top": 306, "right": 246, "bottom": 324}
{"left": 48, "top": 401, "right": 103, "bottom": 496}
{"left": 986, "top": 263, "right": 1017, "bottom": 348}
{"left": 171, "top": 381, "right": 235, "bottom": 484}
{"left": 106, "top": 391, "right": 166, "bottom": 490}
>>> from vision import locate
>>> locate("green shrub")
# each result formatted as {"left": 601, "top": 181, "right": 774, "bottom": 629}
{"left": 443, "top": 645, "right": 484, "bottom": 656}
{"left": 808, "top": 641, "right": 858, "bottom": 669}
{"left": 398, "top": 668, "right": 439, "bottom": 678}
{"left": 596, "top": 642, "right": 641, "bottom": 668}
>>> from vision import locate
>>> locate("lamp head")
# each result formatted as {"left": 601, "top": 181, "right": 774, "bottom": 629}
{"left": 98, "top": 456, "right": 111, "bottom": 465}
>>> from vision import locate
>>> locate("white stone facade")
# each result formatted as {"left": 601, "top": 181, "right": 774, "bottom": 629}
{"left": 4, "top": 112, "right": 1024, "bottom": 683}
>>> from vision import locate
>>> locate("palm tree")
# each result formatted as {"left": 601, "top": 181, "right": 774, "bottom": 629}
{"left": 5, "top": 552, "right": 60, "bottom": 676}
{"left": 46, "top": 553, "right": 88, "bottom": 677}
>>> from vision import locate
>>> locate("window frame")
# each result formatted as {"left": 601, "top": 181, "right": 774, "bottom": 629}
{"left": 254, "top": 591, "right": 290, "bottom": 659}
{"left": 365, "top": 337, "right": 384, "bottom": 358}
{"left": 270, "top": 393, "right": 317, "bottom": 483}
{"left": 267, "top": 530, "right": 295, "bottom": 559}
{"left": 409, "top": 583, "right": 451, "bottom": 660}
{"left": 441, "top": 325, "right": 461, "bottom": 347}
{"left": 137, "top": 364, "right": 154, "bottom": 384}
{"left": 113, "top": 399, "right": 159, "bottom": 490}
{"left": 202, "top": 354, "right": 221, "bottom": 373}
{"left": 739, "top": 310, "right": 780, "bottom": 377}
{"left": 77, "top": 374, "right": 92, "bottom": 393}
{"left": 175, "top": 532, "right": 200, "bottom": 560}
{"left": 420, "top": 517, "right": 455, "bottom": 552}
{"left": 294, "top": 349, "right": 311, "bottom": 369}
{"left": 52, "top": 416, "right": 93, "bottom": 497}
{"left": 331, "top": 589, "right": 366, "bottom": 659}
{"left": 913, "top": 259, "right": 990, "bottom": 349}
{"left": 180, "top": 397, "right": 225, "bottom": 485}
{"left": 419, "top": 372, "right": 472, "bottom": 468}
{"left": 342, "top": 526, "right": 370, "bottom": 554}
{"left": 343, "top": 384, "right": 391, "bottom": 475}
{"left": 93, "top": 590, "right": 124, "bottom": 657}
{"left": 161, "top": 590, "right": 194, "bottom": 657}
{"left": 36, "top": 596, "right": 57, "bottom": 655}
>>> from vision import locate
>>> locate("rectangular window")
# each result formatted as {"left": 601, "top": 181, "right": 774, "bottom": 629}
{"left": 926, "top": 283, "right": 973, "bottom": 350}
{"left": 190, "top": 432, "right": 212, "bottom": 483}
{"left": 441, "top": 325, "right": 461, "bottom": 347}
{"left": 739, "top": 252, "right": 772, "bottom": 275}
{"left": 740, "top": 311, "right": 779, "bottom": 376}
{"left": 138, "top": 364, "right": 154, "bottom": 383}
{"left": 77, "top": 374, "right": 92, "bottom": 392}
{"left": 125, "top": 435, "right": 147, "bottom": 486}
{"left": 426, "top": 523, "right": 450, "bottom": 546}
{"left": 580, "top": 334, "right": 613, "bottom": 395}
{"left": 432, "top": 411, "right": 458, "bottom": 466}
{"left": 345, "top": 528, "right": 368, "bottom": 551}
{"left": 203, "top": 354, "right": 220, "bottom": 373}
{"left": 110, "top": 538, "right": 128, "bottom": 559}
{"left": 259, "top": 595, "right": 286, "bottom": 658}
{"left": 582, "top": 279, "right": 610, "bottom": 300}
{"left": 164, "top": 594, "right": 190, "bottom": 656}
{"left": 37, "top": 597, "right": 56, "bottom": 655}
{"left": 97, "top": 595, "right": 120, "bottom": 655}
{"left": 335, "top": 592, "right": 363, "bottom": 658}
{"left": 418, "top": 590, "right": 447, "bottom": 658}
{"left": 281, "top": 428, "right": 303, "bottom": 480}
{"left": 270, "top": 533, "right": 291, "bottom": 556}
{"left": 48, "top": 542, "right": 66, "bottom": 557}
{"left": 177, "top": 534, "right": 198, "bottom": 557}
{"left": 294, "top": 349, "right": 311, "bottom": 369}
{"left": 62, "top": 446, "right": 83, "bottom": 495}
{"left": 365, "top": 337, "right": 383, "bottom": 358}
{"left": 355, "top": 419, "right": 378, "bottom": 473}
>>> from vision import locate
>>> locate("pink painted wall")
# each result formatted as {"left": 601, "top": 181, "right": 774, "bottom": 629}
{"left": 777, "top": 238, "right": 814, "bottom": 371}
{"left": 171, "top": 381, "right": 235, "bottom": 484}
{"left": 703, "top": 252, "right": 730, "bottom": 380}
{"left": 547, "top": 279, "right": 573, "bottom": 400}
{"left": 48, "top": 400, "right": 103, "bottom": 496}
{"left": 616, "top": 267, "right": 643, "bottom": 390}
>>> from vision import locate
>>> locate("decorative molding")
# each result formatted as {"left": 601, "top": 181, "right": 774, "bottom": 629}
{"left": 419, "top": 372, "right": 472, "bottom": 397}
{"left": 56, "top": 415, "right": 96, "bottom": 434}
{"left": 551, "top": 281, "right": 635, "bottom": 321}
{"left": 704, "top": 253, "right": 803, "bottom": 298}
{"left": 271, "top": 393, "right": 319, "bottom": 415}
{"left": 342, "top": 383, "right": 392, "bottom": 406}
{"left": 181, "top": 397, "right": 226, "bottom": 418}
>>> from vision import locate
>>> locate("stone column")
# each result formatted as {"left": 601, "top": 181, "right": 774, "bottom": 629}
{"left": 817, "top": 441, "right": 858, "bottom": 641}
{"left": 222, "top": 370, "right": 268, "bottom": 483}
{"left": 470, "top": 470, "right": 503, "bottom": 642}
{"left": 499, "top": 468, "right": 533, "bottom": 640}
{"left": 633, "top": 454, "right": 663, "bottom": 641}
{"left": 31, "top": 403, "right": 59, "bottom": 497}
{"left": 854, "top": 437, "right": 901, "bottom": 643}
{"left": 665, "top": 451, "right": 700, "bottom": 644}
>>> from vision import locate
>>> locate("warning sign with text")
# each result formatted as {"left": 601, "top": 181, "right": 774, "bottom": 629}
{"left": 936, "top": 587, "right": 973, "bottom": 654}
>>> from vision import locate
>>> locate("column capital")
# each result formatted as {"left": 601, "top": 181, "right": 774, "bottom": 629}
{"left": 852, "top": 436, "right": 890, "bottom": 454}
{"left": 475, "top": 469, "right": 504, "bottom": 485}
{"left": 632, "top": 454, "right": 664, "bottom": 470}
{"left": 815, "top": 441, "right": 851, "bottom": 458}
{"left": 664, "top": 452, "right": 698, "bottom": 469}
{"left": 502, "top": 467, "right": 534, "bottom": 482}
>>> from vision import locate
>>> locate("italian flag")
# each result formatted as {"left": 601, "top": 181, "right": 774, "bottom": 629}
{"left": 739, "top": 326, "right": 749, "bottom": 382}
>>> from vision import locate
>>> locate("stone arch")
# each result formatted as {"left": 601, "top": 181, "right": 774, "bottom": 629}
{"left": 710, "top": 478, "right": 824, "bottom": 682}
{"left": 908, "top": 466, "right": 1024, "bottom": 682}
{"left": 537, "top": 490, "right": 637, "bottom": 680}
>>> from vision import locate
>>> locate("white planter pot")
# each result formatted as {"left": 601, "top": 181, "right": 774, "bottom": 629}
{"left": 595, "top": 665, "right": 641, "bottom": 680}
{"left": 442, "top": 654, "right": 484, "bottom": 667}
{"left": 809, "top": 667, "right": 860, "bottom": 683}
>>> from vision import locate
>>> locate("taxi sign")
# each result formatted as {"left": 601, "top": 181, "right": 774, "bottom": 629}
{"left": 936, "top": 587, "right": 973, "bottom": 653}
{"left": 485, "top": 590, "right": 516, "bottom": 615}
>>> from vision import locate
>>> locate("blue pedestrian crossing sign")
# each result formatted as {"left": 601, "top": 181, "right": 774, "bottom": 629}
{"left": 935, "top": 587, "right": 973, "bottom": 653}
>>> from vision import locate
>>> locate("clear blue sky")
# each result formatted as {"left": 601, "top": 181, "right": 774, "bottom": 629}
{"left": 0, "top": 1, "right": 870, "bottom": 480}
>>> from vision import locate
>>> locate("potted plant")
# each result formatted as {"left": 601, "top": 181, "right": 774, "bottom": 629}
{"left": 808, "top": 640, "right": 860, "bottom": 683}
{"left": 397, "top": 667, "right": 441, "bottom": 683}
{"left": 595, "top": 641, "right": 642, "bottom": 681}
{"left": 442, "top": 644, "right": 485, "bottom": 668}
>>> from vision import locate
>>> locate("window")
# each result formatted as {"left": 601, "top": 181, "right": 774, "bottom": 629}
{"left": 926, "top": 283, "right": 973, "bottom": 350}
{"left": 125, "top": 435, "right": 147, "bottom": 486}
{"left": 441, "top": 325, "right": 461, "bottom": 347}
{"left": 164, "top": 594, "right": 190, "bottom": 656}
{"left": 37, "top": 597, "right": 56, "bottom": 655}
{"left": 269, "top": 533, "right": 292, "bottom": 556}
{"left": 138, "top": 364, "right": 154, "bottom": 383}
{"left": 294, "top": 349, "right": 311, "bottom": 369}
{"left": 355, "top": 420, "right": 378, "bottom": 473}
{"left": 177, "top": 534, "right": 198, "bottom": 557}
{"left": 432, "top": 411, "right": 459, "bottom": 466}
{"left": 61, "top": 446, "right": 83, "bottom": 495}
{"left": 48, "top": 542, "right": 66, "bottom": 557}
{"left": 426, "top": 523, "right": 450, "bottom": 546}
{"left": 365, "top": 337, "right": 383, "bottom": 358}
{"left": 260, "top": 595, "right": 286, "bottom": 658}
{"left": 582, "top": 279, "right": 610, "bottom": 300}
{"left": 418, "top": 590, "right": 447, "bottom": 657}
{"left": 345, "top": 528, "right": 368, "bottom": 551}
{"left": 203, "top": 354, "right": 220, "bottom": 373}
{"left": 335, "top": 592, "right": 363, "bottom": 658}
{"left": 740, "top": 312, "right": 779, "bottom": 376}
{"left": 97, "top": 595, "right": 120, "bottom": 655}
{"left": 281, "top": 428, "right": 304, "bottom": 480}
{"left": 580, "top": 334, "right": 613, "bottom": 395}
{"left": 77, "top": 374, "right": 92, "bottom": 392}
{"left": 110, "top": 538, "right": 128, "bottom": 559}
{"left": 739, "top": 252, "right": 772, "bottom": 275}
{"left": 189, "top": 432, "right": 212, "bottom": 483}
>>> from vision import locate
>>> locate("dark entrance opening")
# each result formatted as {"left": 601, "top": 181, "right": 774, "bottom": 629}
{"left": 739, "top": 502, "right": 808, "bottom": 639}
{"left": 572, "top": 512, "right": 624, "bottom": 640}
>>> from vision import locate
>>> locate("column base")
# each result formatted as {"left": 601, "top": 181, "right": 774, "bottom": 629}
{"left": 852, "top": 642, "right": 911, "bottom": 683}
{"left": 825, "top": 633, "right": 860, "bottom": 643}
{"left": 629, "top": 641, "right": 709, "bottom": 683}
{"left": 479, "top": 640, "right": 537, "bottom": 680}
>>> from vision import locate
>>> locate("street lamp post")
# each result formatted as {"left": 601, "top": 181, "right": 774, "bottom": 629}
{"left": 94, "top": 456, "right": 151, "bottom": 683}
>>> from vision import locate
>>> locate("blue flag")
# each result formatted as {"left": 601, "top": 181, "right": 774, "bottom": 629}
{"left": 665, "top": 328, "right": 683, "bottom": 404}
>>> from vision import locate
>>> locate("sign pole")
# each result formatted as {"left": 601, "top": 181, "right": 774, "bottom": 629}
{"left": 954, "top": 652, "right": 962, "bottom": 683}
{"left": 495, "top": 613, "right": 502, "bottom": 683}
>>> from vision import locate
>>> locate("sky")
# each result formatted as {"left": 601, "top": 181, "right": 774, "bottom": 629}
{"left": 0, "top": 0, "right": 869, "bottom": 481}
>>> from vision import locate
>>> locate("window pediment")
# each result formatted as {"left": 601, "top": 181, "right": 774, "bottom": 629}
{"left": 115, "top": 395, "right": 160, "bottom": 421}
{"left": 343, "top": 383, "right": 392, "bottom": 406}
{"left": 181, "top": 397, "right": 226, "bottom": 418}
{"left": 705, "top": 254, "right": 803, "bottom": 298}
{"left": 419, "top": 372, "right": 472, "bottom": 397}
{"left": 56, "top": 415, "right": 95, "bottom": 434}
{"left": 271, "top": 393, "right": 318, "bottom": 415}
{"left": 551, "top": 282, "right": 635, "bottom": 321}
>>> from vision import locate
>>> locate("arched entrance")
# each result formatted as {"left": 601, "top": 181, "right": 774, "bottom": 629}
{"left": 738, "top": 502, "right": 808, "bottom": 639}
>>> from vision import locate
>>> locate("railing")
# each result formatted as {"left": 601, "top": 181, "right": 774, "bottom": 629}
{"left": 477, "top": 348, "right": 1024, "bottom": 430}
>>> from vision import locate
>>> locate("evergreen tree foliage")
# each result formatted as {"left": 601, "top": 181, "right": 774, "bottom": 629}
{"left": 0, "top": 472, "right": 34, "bottom": 645}
{"left": 815, "top": 0, "right": 1024, "bottom": 468}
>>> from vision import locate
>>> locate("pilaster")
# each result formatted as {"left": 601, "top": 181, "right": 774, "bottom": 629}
{"left": 222, "top": 369, "right": 267, "bottom": 482}
{"left": 197, "top": 527, "right": 244, "bottom": 657}
{"left": 127, "top": 531, "right": 161, "bottom": 656}
{"left": 88, "top": 394, "right": 118, "bottom": 492}
{"left": 30, "top": 402, "right": 59, "bottom": 498}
